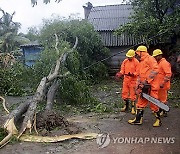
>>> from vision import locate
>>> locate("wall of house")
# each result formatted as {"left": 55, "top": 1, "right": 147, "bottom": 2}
{"left": 107, "top": 46, "right": 131, "bottom": 75}
{"left": 21, "top": 46, "right": 42, "bottom": 67}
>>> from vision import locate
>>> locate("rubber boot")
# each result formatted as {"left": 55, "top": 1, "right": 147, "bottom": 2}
{"left": 163, "top": 111, "right": 167, "bottom": 117}
{"left": 128, "top": 108, "right": 144, "bottom": 125}
{"left": 131, "top": 101, "right": 136, "bottom": 115}
{"left": 159, "top": 108, "right": 167, "bottom": 117}
{"left": 153, "top": 111, "right": 162, "bottom": 127}
{"left": 120, "top": 100, "right": 129, "bottom": 112}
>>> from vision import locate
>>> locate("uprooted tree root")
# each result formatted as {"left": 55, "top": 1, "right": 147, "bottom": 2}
{"left": 36, "top": 110, "right": 82, "bottom": 135}
{"left": 0, "top": 36, "right": 99, "bottom": 148}
{"left": 0, "top": 108, "right": 97, "bottom": 148}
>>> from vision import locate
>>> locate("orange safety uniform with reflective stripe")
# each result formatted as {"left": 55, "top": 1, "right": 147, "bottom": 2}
{"left": 119, "top": 57, "right": 139, "bottom": 101}
{"left": 136, "top": 52, "right": 159, "bottom": 112}
{"left": 157, "top": 58, "right": 172, "bottom": 103}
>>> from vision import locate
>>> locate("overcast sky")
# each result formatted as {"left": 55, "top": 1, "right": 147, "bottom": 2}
{"left": 0, "top": 0, "right": 124, "bottom": 33}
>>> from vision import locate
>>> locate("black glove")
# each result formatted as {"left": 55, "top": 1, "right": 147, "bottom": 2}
{"left": 128, "top": 72, "right": 134, "bottom": 77}
{"left": 142, "top": 81, "right": 151, "bottom": 94}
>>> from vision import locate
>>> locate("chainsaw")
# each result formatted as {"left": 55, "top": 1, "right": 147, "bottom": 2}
{"left": 138, "top": 83, "right": 170, "bottom": 112}
{"left": 142, "top": 93, "right": 169, "bottom": 112}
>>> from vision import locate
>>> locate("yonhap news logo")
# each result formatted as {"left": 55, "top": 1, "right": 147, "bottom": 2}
{"left": 96, "top": 133, "right": 110, "bottom": 148}
{"left": 112, "top": 137, "right": 175, "bottom": 144}
{"left": 96, "top": 133, "right": 175, "bottom": 148}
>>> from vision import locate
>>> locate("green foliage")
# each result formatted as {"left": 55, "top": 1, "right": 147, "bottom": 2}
{"left": 65, "top": 51, "right": 81, "bottom": 75}
{"left": 92, "top": 103, "right": 111, "bottom": 113}
{"left": 27, "top": 41, "right": 71, "bottom": 90}
{"left": 86, "top": 62, "right": 109, "bottom": 83}
{"left": 0, "top": 128, "right": 20, "bottom": 144}
{"left": 1, "top": 16, "right": 109, "bottom": 114}
{"left": 30, "top": 49, "right": 58, "bottom": 88}
{"left": 38, "top": 18, "right": 109, "bottom": 81}
{"left": 0, "top": 128, "right": 7, "bottom": 141}
{"left": 0, "top": 8, "right": 30, "bottom": 53}
{"left": 25, "top": 26, "right": 40, "bottom": 41}
{"left": 169, "top": 77, "right": 180, "bottom": 108}
{"left": 59, "top": 75, "right": 95, "bottom": 105}
{"left": 0, "top": 64, "right": 27, "bottom": 96}
{"left": 117, "top": 0, "right": 180, "bottom": 44}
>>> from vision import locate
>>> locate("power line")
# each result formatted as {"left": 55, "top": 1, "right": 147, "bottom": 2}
{"left": 83, "top": 26, "right": 177, "bottom": 70}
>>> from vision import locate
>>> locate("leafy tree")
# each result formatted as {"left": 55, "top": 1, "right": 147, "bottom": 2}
{"left": 0, "top": 64, "right": 27, "bottom": 96}
{"left": 0, "top": 8, "right": 30, "bottom": 53}
{"left": 25, "top": 26, "right": 40, "bottom": 41}
{"left": 0, "top": 9, "right": 31, "bottom": 95}
{"left": 117, "top": 0, "right": 180, "bottom": 44}
{"left": 38, "top": 17, "right": 109, "bottom": 81}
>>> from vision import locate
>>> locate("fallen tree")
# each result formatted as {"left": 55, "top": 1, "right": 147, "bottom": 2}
{"left": 0, "top": 35, "right": 83, "bottom": 147}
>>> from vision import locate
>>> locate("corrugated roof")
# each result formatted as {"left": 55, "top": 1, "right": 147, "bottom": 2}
{"left": 20, "top": 41, "right": 42, "bottom": 47}
{"left": 88, "top": 4, "right": 133, "bottom": 31}
{"left": 99, "top": 31, "right": 139, "bottom": 46}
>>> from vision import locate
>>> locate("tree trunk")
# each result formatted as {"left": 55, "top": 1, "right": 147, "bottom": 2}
{"left": 45, "top": 80, "right": 59, "bottom": 111}
{"left": 0, "top": 36, "right": 78, "bottom": 147}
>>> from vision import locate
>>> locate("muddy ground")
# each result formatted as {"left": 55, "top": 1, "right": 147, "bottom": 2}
{"left": 0, "top": 79, "right": 180, "bottom": 154}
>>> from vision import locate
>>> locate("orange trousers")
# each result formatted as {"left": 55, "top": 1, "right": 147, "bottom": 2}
{"left": 158, "top": 88, "right": 168, "bottom": 104}
{"left": 136, "top": 90, "right": 159, "bottom": 112}
{"left": 122, "top": 80, "right": 136, "bottom": 101}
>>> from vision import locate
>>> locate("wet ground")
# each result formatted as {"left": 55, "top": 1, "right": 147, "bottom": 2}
{"left": 1, "top": 109, "right": 179, "bottom": 154}
{"left": 0, "top": 79, "right": 180, "bottom": 154}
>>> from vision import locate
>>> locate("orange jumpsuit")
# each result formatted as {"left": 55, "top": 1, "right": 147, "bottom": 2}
{"left": 136, "top": 52, "right": 159, "bottom": 112}
{"left": 119, "top": 58, "right": 139, "bottom": 101}
{"left": 157, "top": 58, "right": 172, "bottom": 103}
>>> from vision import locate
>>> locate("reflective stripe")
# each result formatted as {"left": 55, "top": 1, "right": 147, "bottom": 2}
{"left": 149, "top": 71, "right": 158, "bottom": 79}
{"left": 164, "top": 76, "right": 171, "bottom": 82}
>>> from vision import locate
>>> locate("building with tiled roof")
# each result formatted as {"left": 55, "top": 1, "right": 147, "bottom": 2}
{"left": 83, "top": 2, "right": 137, "bottom": 73}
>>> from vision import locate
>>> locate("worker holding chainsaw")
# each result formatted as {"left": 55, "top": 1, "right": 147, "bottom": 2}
{"left": 128, "top": 45, "right": 161, "bottom": 127}
{"left": 152, "top": 49, "right": 172, "bottom": 117}
{"left": 115, "top": 49, "right": 139, "bottom": 114}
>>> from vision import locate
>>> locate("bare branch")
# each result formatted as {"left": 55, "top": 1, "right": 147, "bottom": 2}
{"left": 54, "top": 33, "right": 60, "bottom": 55}
{"left": 45, "top": 80, "right": 59, "bottom": 111}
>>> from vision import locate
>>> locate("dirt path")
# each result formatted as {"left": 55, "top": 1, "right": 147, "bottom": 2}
{"left": 0, "top": 79, "right": 179, "bottom": 154}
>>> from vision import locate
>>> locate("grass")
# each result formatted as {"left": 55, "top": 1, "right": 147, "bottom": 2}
{"left": 0, "top": 128, "right": 20, "bottom": 145}
{"left": 0, "top": 128, "right": 7, "bottom": 141}
{"left": 3, "top": 77, "right": 179, "bottom": 119}
{"left": 50, "top": 79, "right": 124, "bottom": 115}
{"left": 168, "top": 77, "right": 180, "bottom": 108}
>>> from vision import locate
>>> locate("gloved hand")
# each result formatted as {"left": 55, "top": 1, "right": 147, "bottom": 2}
{"left": 136, "top": 84, "right": 143, "bottom": 95}
{"left": 128, "top": 72, "right": 134, "bottom": 77}
{"left": 141, "top": 81, "right": 151, "bottom": 94}
{"left": 115, "top": 72, "right": 123, "bottom": 78}
{"left": 115, "top": 72, "right": 123, "bottom": 81}
{"left": 160, "top": 83, "right": 164, "bottom": 88}
{"left": 142, "top": 80, "right": 148, "bottom": 85}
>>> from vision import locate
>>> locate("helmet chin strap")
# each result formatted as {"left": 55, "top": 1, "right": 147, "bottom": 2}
{"left": 139, "top": 51, "right": 142, "bottom": 61}
{"left": 135, "top": 52, "right": 142, "bottom": 62}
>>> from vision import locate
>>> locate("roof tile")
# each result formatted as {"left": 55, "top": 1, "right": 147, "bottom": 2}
{"left": 88, "top": 4, "right": 133, "bottom": 31}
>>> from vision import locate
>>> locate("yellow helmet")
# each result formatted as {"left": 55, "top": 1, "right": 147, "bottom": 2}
{"left": 152, "top": 49, "right": 163, "bottom": 57}
{"left": 136, "top": 45, "right": 147, "bottom": 52}
{"left": 126, "top": 49, "right": 135, "bottom": 58}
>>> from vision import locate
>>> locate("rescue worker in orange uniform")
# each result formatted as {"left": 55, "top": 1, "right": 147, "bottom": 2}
{"left": 152, "top": 49, "right": 172, "bottom": 117}
{"left": 116, "top": 49, "right": 139, "bottom": 114}
{"left": 128, "top": 45, "right": 161, "bottom": 127}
